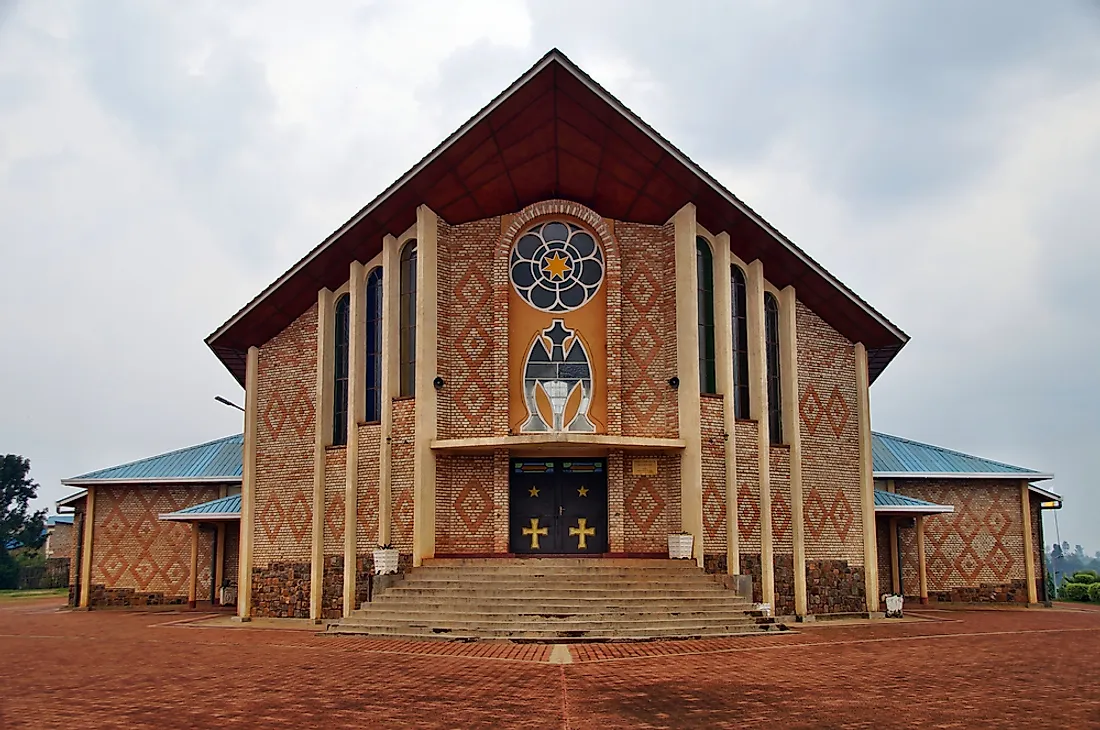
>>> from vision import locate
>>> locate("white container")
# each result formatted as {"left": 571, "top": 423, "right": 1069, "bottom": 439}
{"left": 667, "top": 533, "right": 694, "bottom": 559}
{"left": 373, "top": 548, "right": 399, "bottom": 575}
{"left": 219, "top": 586, "right": 237, "bottom": 606}
{"left": 884, "top": 593, "right": 904, "bottom": 618}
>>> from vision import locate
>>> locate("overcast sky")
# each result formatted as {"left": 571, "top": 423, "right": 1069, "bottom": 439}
{"left": 2, "top": 1, "right": 1097, "bottom": 551}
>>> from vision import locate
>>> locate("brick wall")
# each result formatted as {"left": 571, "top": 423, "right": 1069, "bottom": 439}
{"left": 390, "top": 398, "right": 415, "bottom": 553}
{"left": 357, "top": 423, "right": 381, "bottom": 552}
{"left": 1031, "top": 493, "right": 1046, "bottom": 602}
{"left": 435, "top": 454, "right": 496, "bottom": 553}
{"left": 734, "top": 421, "right": 760, "bottom": 554}
{"left": 622, "top": 454, "right": 681, "bottom": 553}
{"left": 88, "top": 484, "right": 222, "bottom": 606}
{"left": 895, "top": 479, "right": 1031, "bottom": 602}
{"left": 323, "top": 448, "right": 346, "bottom": 556}
{"left": 700, "top": 395, "right": 727, "bottom": 555}
{"left": 796, "top": 302, "right": 863, "bottom": 567}
{"left": 618, "top": 221, "right": 677, "bottom": 438}
{"left": 47, "top": 523, "right": 73, "bottom": 559}
{"left": 437, "top": 217, "right": 502, "bottom": 440}
{"left": 254, "top": 304, "right": 317, "bottom": 567}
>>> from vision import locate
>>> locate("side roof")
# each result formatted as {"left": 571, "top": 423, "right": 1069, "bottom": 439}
{"left": 159, "top": 494, "right": 241, "bottom": 521}
{"left": 206, "top": 48, "right": 907, "bottom": 384}
{"left": 61, "top": 434, "right": 243, "bottom": 486}
{"left": 872, "top": 432, "right": 1052, "bottom": 481}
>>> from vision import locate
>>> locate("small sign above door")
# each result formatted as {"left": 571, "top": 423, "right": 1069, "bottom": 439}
{"left": 631, "top": 458, "right": 658, "bottom": 476}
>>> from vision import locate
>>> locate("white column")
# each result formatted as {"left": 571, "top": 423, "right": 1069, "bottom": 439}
{"left": 237, "top": 346, "right": 259, "bottom": 620}
{"left": 413, "top": 206, "right": 439, "bottom": 566}
{"left": 311, "top": 288, "right": 334, "bottom": 622}
{"left": 855, "top": 342, "right": 880, "bottom": 613}
{"left": 672, "top": 204, "right": 704, "bottom": 567}
{"left": 379, "top": 235, "right": 399, "bottom": 546}
{"left": 779, "top": 286, "right": 807, "bottom": 617}
{"left": 344, "top": 261, "right": 365, "bottom": 617}
{"left": 746, "top": 260, "right": 773, "bottom": 608}
{"left": 714, "top": 231, "right": 739, "bottom": 575}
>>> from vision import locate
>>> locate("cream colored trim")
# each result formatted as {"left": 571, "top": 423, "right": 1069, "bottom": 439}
{"left": 1021, "top": 482, "right": 1038, "bottom": 604}
{"left": 746, "top": 259, "right": 774, "bottom": 608}
{"left": 855, "top": 342, "right": 880, "bottom": 612}
{"left": 779, "top": 286, "right": 807, "bottom": 617}
{"left": 311, "top": 288, "right": 334, "bottom": 622}
{"left": 188, "top": 522, "right": 199, "bottom": 607}
{"left": 379, "top": 234, "right": 399, "bottom": 546}
{"left": 397, "top": 222, "right": 417, "bottom": 247}
{"left": 214, "top": 523, "right": 226, "bottom": 602}
{"left": 78, "top": 485, "right": 95, "bottom": 608}
{"left": 431, "top": 435, "right": 686, "bottom": 453}
{"left": 762, "top": 281, "right": 781, "bottom": 297}
{"left": 237, "top": 346, "right": 259, "bottom": 620}
{"left": 916, "top": 515, "right": 928, "bottom": 602}
{"left": 673, "top": 204, "right": 704, "bottom": 567}
{"left": 713, "top": 231, "right": 739, "bottom": 576}
{"left": 412, "top": 205, "right": 439, "bottom": 566}
{"left": 344, "top": 260, "right": 365, "bottom": 618}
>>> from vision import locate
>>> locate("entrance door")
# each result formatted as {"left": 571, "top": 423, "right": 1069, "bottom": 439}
{"left": 510, "top": 459, "right": 608, "bottom": 554}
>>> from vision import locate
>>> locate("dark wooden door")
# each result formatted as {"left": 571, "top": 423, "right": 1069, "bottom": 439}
{"left": 509, "top": 459, "right": 607, "bottom": 554}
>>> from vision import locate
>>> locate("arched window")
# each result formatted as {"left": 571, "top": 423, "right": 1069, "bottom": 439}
{"left": 399, "top": 240, "right": 417, "bottom": 398}
{"left": 731, "top": 265, "right": 749, "bottom": 419}
{"left": 365, "top": 267, "right": 383, "bottom": 422}
{"left": 333, "top": 293, "right": 350, "bottom": 446}
{"left": 764, "top": 292, "right": 782, "bottom": 444}
{"left": 696, "top": 237, "right": 716, "bottom": 394}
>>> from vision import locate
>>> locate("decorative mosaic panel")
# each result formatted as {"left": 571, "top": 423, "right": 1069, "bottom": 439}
{"left": 91, "top": 484, "right": 221, "bottom": 601}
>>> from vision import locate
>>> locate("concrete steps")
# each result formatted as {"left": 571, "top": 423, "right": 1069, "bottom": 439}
{"left": 326, "top": 558, "right": 771, "bottom": 642}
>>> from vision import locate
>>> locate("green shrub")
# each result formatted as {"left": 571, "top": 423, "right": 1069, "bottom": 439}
{"left": 1071, "top": 571, "right": 1098, "bottom": 584}
{"left": 1089, "top": 583, "right": 1100, "bottom": 603}
{"left": 1061, "top": 582, "right": 1092, "bottom": 602}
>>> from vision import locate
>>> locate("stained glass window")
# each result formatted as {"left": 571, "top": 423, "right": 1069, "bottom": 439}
{"left": 333, "top": 293, "right": 350, "bottom": 446}
{"left": 764, "top": 292, "right": 782, "bottom": 444}
{"left": 365, "top": 267, "right": 383, "bottom": 422}
{"left": 509, "top": 221, "right": 604, "bottom": 312}
{"left": 399, "top": 241, "right": 417, "bottom": 398}
{"left": 696, "top": 238, "right": 716, "bottom": 394}
{"left": 731, "top": 265, "right": 750, "bottom": 419}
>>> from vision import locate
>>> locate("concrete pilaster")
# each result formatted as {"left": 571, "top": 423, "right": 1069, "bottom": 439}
{"left": 713, "top": 231, "right": 739, "bottom": 575}
{"left": 746, "top": 260, "right": 774, "bottom": 608}
{"left": 379, "top": 235, "right": 399, "bottom": 546}
{"left": 413, "top": 205, "right": 439, "bottom": 567}
{"left": 672, "top": 204, "right": 704, "bottom": 567}
{"left": 1021, "top": 481, "right": 1038, "bottom": 604}
{"left": 855, "top": 342, "right": 880, "bottom": 612}
{"left": 779, "top": 286, "right": 807, "bottom": 617}
{"left": 344, "top": 261, "right": 366, "bottom": 617}
{"left": 237, "top": 346, "right": 259, "bottom": 620}
{"left": 311, "top": 288, "right": 335, "bottom": 622}
{"left": 78, "top": 485, "right": 95, "bottom": 608}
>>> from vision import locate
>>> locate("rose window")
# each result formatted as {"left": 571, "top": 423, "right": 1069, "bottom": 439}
{"left": 509, "top": 221, "right": 604, "bottom": 312}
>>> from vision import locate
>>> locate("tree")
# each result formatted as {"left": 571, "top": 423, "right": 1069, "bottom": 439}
{"left": 0, "top": 455, "right": 46, "bottom": 589}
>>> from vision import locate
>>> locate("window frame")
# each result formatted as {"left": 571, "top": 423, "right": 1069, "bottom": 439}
{"left": 399, "top": 240, "right": 418, "bottom": 398}
{"left": 332, "top": 293, "right": 351, "bottom": 446}
{"left": 365, "top": 266, "right": 383, "bottom": 422}
{"left": 731, "top": 265, "right": 750, "bottom": 419}
{"left": 696, "top": 237, "right": 717, "bottom": 394}
{"left": 764, "top": 292, "right": 782, "bottom": 444}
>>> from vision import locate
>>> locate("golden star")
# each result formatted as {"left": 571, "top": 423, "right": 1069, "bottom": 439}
{"left": 577, "top": 486, "right": 589, "bottom": 497}
{"left": 528, "top": 486, "right": 540, "bottom": 498}
{"left": 542, "top": 253, "right": 570, "bottom": 279}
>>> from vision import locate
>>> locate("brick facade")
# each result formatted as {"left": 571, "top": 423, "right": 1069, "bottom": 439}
{"left": 83, "top": 484, "right": 224, "bottom": 607}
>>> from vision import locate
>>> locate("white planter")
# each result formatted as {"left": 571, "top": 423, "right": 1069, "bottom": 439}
{"left": 373, "top": 548, "right": 399, "bottom": 575}
{"left": 219, "top": 586, "right": 237, "bottom": 606}
{"left": 667, "top": 533, "right": 694, "bottom": 560}
{"left": 884, "top": 593, "right": 904, "bottom": 618}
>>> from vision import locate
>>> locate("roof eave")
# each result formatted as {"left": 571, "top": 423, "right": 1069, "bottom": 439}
{"left": 875, "top": 505, "right": 955, "bottom": 515}
{"left": 875, "top": 471, "right": 1052, "bottom": 481}
{"left": 60, "top": 476, "right": 243, "bottom": 487}
{"left": 158, "top": 512, "right": 242, "bottom": 522}
{"left": 205, "top": 48, "right": 908, "bottom": 379}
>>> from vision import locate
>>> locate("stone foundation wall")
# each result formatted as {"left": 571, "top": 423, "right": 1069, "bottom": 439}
{"left": 740, "top": 553, "right": 762, "bottom": 603}
{"left": 773, "top": 553, "right": 795, "bottom": 616}
{"left": 85, "top": 584, "right": 189, "bottom": 608}
{"left": 319, "top": 555, "right": 375, "bottom": 618}
{"left": 806, "top": 559, "right": 866, "bottom": 614}
{"left": 251, "top": 561, "right": 311, "bottom": 618}
{"left": 703, "top": 553, "right": 728, "bottom": 575}
{"left": 922, "top": 579, "right": 1030, "bottom": 604}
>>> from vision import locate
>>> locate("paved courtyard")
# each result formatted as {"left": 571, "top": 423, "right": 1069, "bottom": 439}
{"left": 1, "top": 597, "right": 1098, "bottom": 728}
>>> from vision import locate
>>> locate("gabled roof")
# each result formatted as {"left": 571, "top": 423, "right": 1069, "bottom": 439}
{"left": 61, "top": 434, "right": 243, "bottom": 486}
{"left": 872, "top": 432, "right": 1052, "bottom": 480}
{"left": 874, "top": 490, "right": 954, "bottom": 514}
{"left": 206, "top": 48, "right": 907, "bottom": 384}
{"left": 159, "top": 494, "right": 241, "bottom": 522}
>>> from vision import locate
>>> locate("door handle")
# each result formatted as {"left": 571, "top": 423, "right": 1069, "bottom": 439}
{"left": 559, "top": 505, "right": 563, "bottom": 517}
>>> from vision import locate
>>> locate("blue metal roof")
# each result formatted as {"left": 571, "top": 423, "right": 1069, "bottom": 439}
{"left": 47, "top": 515, "right": 74, "bottom": 526}
{"left": 874, "top": 490, "right": 953, "bottom": 512}
{"left": 63, "top": 434, "right": 243, "bottom": 484}
{"left": 159, "top": 494, "right": 241, "bottom": 520}
{"left": 871, "top": 432, "right": 1048, "bottom": 478}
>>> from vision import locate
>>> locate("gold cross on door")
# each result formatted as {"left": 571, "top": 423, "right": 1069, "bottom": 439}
{"left": 522, "top": 518, "right": 549, "bottom": 550}
{"left": 569, "top": 518, "right": 596, "bottom": 550}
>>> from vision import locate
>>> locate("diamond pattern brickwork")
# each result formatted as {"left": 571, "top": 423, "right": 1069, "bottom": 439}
{"left": 323, "top": 447, "right": 346, "bottom": 555}
{"left": 700, "top": 396, "right": 726, "bottom": 553}
{"left": 623, "top": 454, "right": 680, "bottom": 553}
{"left": 356, "top": 423, "right": 381, "bottom": 552}
{"left": 389, "top": 399, "right": 416, "bottom": 552}
{"left": 90, "top": 484, "right": 221, "bottom": 603}
{"left": 796, "top": 301, "right": 863, "bottom": 565}
{"left": 435, "top": 455, "right": 496, "bottom": 554}
{"left": 896, "top": 479, "right": 1029, "bottom": 593}
{"left": 254, "top": 304, "right": 317, "bottom": 566}
{"left": 735, "top": 420, "right": 760, "bottom": 552}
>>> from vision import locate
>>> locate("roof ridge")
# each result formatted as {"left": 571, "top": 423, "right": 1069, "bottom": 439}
{"left": 69, "top": 433, "right": 243, "bottom": 480}
{"left": 872, "top": 431, "right": 1039, "bottom": 473}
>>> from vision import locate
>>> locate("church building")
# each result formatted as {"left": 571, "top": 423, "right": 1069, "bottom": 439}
{"left": 57, "top": 51, "right": 1060, "bottom": 632}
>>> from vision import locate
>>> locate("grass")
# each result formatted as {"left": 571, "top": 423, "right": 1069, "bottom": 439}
{"left": 0, "top": 588, "right": 68, "bottom": 602}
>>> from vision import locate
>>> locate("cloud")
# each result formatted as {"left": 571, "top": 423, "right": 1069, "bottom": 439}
{"left": 1, "top": 0, "right": 1097, "bottom": 551}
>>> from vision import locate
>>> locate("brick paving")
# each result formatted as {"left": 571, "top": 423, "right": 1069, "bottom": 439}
{"left": 2, "top": 598, "right": 1099, "bottom": 728}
